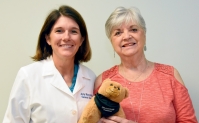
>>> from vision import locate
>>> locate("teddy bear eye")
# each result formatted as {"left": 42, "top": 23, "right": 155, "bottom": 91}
{"left": 118, "top": 87, "right": 120, "bottom": 90}
{"left": 110, "top": 84, "right": 113, "bottom": 86}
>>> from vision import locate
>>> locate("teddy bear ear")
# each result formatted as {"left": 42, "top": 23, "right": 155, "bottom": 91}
{"left": 124, "top": 87, "right": 129, "bottom": 98}
{"left": 104, "top": 78, "right": 111, "bottom": 81}
{"left": 103, "top": 78, "right": 111, "bottom": 83}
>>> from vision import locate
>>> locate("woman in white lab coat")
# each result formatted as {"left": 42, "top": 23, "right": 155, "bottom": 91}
{"left": 3, "top": 5, "right": 96, "bottom": 123}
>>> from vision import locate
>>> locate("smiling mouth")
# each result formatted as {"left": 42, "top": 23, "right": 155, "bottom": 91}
{"left": 60, "top": 44, "right": 74, "bottom": 48}
{"left": 122, "top": 43, "right": 136, "bottom": 47}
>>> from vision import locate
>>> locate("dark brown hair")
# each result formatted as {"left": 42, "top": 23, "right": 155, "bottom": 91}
{"left": 32, "top": 5, "right": 91, "bottom": 63}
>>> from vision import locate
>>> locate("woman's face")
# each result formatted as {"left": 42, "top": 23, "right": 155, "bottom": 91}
{"left": 110, "top": 21, "right": 146, "bottom": 57}
{"left": 46, "top": 16, "right": 84, "bottom": 61}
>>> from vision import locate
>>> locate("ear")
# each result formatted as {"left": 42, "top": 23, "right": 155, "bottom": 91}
{"left": 45, "top": 34, "right": 51, "bottom": 45}
{"left": 124, "top": 87, "right": 129, "bottom": 99}
{"left": 80, "top": 36, "right": 84, "bottom": 46}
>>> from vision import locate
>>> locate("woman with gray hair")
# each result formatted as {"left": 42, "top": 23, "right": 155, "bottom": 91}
{"left": 95, "top": 6, "right": 197, "bottom": 123}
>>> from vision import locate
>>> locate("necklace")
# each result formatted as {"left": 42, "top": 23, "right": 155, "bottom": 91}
{"left": 122, "top": 60, "right": 148, "bottom": 84}
{"left": 120, "top": 60, "right": 148, "bottom": 123}
{"left": 127, "top": 81, "right": 145, "bottom": 123}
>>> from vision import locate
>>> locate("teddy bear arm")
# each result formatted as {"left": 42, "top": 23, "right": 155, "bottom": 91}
{"left": 78, "top": 97, "right": 101, "bottom": 123}
{"left": 113, "top": 107, "right": 126, "bottom": 118}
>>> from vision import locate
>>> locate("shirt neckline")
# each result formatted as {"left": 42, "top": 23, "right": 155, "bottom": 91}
{"left": 116, "top": 63, "right": 157, "bottom": 84}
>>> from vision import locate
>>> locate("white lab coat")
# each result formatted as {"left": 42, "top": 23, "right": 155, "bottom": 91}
{"left": 3, "top": 58, "right": 96, "bottom": 123}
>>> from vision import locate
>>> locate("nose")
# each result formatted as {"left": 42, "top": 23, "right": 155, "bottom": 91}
{"left": 62, "top": 31, "right": 70, "bottom": 41}
{"left": 122, "top": 30, "right": 132, "bottom": 41}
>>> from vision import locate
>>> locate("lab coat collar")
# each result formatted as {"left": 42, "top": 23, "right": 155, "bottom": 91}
{"left": 73, "top": 64, "right": 91, "bottom": 94}
{"left": 41, "top": 57, "right": 91, "bottom": 96}
{"left": 42, "top": 57, "right": 55, "bottom": 77}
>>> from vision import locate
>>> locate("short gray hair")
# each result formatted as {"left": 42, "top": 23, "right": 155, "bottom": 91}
{"left": 105, "top": 6, "right": 146, "bottom": 39}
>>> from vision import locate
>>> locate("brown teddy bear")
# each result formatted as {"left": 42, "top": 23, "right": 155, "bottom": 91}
{"left": 78, "top": 79, "right": 129, "bottom": 123}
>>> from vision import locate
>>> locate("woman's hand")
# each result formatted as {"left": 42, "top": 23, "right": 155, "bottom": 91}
{"left": 97, "top": 116, "right": 137, "bottom": 123}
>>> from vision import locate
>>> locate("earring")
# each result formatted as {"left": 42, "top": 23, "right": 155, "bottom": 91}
{"left": 144, "top": 45, "right": 147, "bottom": 51}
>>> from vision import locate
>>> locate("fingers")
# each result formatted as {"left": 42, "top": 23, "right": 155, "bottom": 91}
{"left": 98, "top": 116, "right": 136, "bottom": 123}
{"left": 107, "top": 116, "right": 123, "bottom": 122}
{"left": 106, "top": 116, "right": 136, "bottom": 123}
{"left": 98, "top": 117, "right": 117, "bottom": 123}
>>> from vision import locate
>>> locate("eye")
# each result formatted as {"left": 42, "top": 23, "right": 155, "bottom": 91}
{"left": 56, "top": 29, "right": 63, "bottom": 33}
{"left": 131, "top": 28, "right": 138, "bottom": 32}
{"left": 114, "top": 31, "right": 121, "bottom": 36}
{"left": 110, "top": 84, "right": 113, "bottom": 86}
{"left": 71, "top": 30, "right": 78, "bottom": 34}
{"left": 118, "top": 87, "right": 120, "bottom": 90}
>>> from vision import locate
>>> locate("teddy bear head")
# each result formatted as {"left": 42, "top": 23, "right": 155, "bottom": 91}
{"left": 98, "top": 79, "right": 129, "bottom": 103}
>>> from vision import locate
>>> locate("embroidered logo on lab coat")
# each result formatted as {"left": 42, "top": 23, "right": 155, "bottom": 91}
{"left": 81, "top": 93, "right": 93, "bottom": 99}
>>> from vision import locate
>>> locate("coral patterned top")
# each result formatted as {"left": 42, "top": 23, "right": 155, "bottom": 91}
{"left": 94, "top": 63, "right": 198, "bottom": 123}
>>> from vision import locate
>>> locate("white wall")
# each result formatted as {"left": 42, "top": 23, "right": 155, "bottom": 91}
{"left": 0, "top": 0, "right": 198, "bottom": 121}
